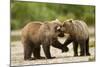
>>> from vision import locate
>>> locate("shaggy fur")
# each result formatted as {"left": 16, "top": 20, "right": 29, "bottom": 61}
{"left": 63, "top": 19, "right": 90, "bottom": 56}
{"left": 21, "top": 20, "right": 68, "bottom": 60}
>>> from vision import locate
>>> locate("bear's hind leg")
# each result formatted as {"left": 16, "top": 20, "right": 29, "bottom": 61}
{"left": 79, "top": 41, "right": 85, "bottom": 56}
{"left": 86, "top": 38, "right": 90, "bottom": 56}
{"left": 73, "top": 41, "right": 78, "bottom": 56}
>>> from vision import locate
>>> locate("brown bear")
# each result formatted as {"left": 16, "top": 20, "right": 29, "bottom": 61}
{"left": 62, "top": 19, "right": 90, "bottom": 56}
{"left": 21, "top": 20, "right": 68, "bottom": 60}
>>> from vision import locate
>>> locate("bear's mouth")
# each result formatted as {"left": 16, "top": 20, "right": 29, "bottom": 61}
{"left": 58, "top": 32, "right": 65, "bottom": 37}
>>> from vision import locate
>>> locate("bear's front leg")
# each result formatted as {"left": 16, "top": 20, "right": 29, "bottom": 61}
{"left": 33, "top": 46, "right": 45, "bottom": 59}
{"left": 52, "top": 39, "right": 69, "bottom": 52}
{"left": 80, "top": 41, "right": 85, "bottom": 56}
{"left": 86, "top": 38, "right": 91, "bottom": 56}
{"left": 42, "top": 44, "right": 55, "bottom": 59}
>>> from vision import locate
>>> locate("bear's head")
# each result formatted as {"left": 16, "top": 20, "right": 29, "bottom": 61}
{"left": 62, "top": 19, "right": 74, "bottom": 34}
{"left": 49, "top": 19, "right": 65, "bottom": 37}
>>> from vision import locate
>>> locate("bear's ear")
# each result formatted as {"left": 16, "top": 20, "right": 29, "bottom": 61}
{"left": 50, "top": 19, "right": 60, "bottom": 23}
{"left": 68, "top": 19, "right": 73, "bottom": 23}
{"left": 54, "top": 19, "right": 61, "bottom": 24}
{"left": 55, "top": 19, "right": 60, "bottom": 22}
{"left": 63, "top": 22, "right": 66, "bottom": 26}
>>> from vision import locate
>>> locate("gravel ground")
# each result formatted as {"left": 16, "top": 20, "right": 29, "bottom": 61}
{"left": 11, "top": 39, "right": 95, "bottom": 66}
{"left": 11, "top": 26, "right": 95, "bottom": 66}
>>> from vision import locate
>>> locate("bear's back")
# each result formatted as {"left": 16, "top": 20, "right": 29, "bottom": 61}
{"left": 72, "top": 20, "right": 89, "bottom": 40}
{"left": 21, "top": 22, "right": 42, "bottom": 42}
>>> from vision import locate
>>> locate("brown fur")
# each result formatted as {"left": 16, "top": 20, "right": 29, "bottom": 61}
{"left": 63, "top": 19, "right": 90, "bottom": 56}
{"left": 21, "top": 20, "right": 68, "bottom": 60}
